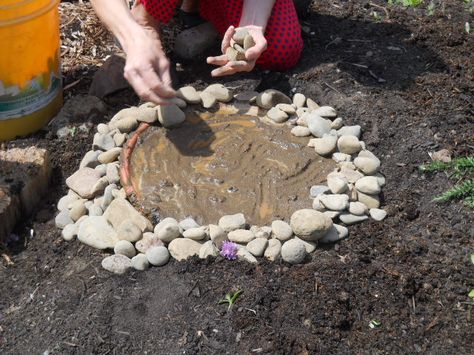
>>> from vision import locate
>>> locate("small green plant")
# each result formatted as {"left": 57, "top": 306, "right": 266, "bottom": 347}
{"left": 427, "top": 2, "right": 435, "bottom": 15}
{"left": 388, "top": 0, "right": 424, "bottom": 7}
{"left": 369, "top": 319, "right": 381, "bottom": 328}
{"left": 218, "top": 290, "right": 243, "bottom": 311}
{"left": 419, "top": 156, "right": 474, "bottom": 208}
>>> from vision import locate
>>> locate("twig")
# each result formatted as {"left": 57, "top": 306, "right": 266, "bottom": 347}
{"left": 323, "top": 82, "right": 341, "bottom": 94}
{"left": 369, "top": 2, "right": 390, "bottom": 20}
{"left": 64, "top": 78, "right": 82, "bottom": 91}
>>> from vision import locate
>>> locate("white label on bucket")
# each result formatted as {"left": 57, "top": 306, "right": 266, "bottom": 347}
{"left": 0, "top": 73, "right": 61, "bottom": 120}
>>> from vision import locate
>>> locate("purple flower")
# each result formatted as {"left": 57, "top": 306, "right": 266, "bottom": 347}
{"left": 220, "top": 241, "right": 238, "bottom": 260}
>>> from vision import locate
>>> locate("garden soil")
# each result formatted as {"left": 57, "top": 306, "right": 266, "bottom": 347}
{"left": 1, "top": 1, "right": 473, "bottom": 354}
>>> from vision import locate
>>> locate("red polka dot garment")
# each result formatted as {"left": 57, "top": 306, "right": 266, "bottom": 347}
{"left": 141, "top": 0, "right": 303, "bottom": 71}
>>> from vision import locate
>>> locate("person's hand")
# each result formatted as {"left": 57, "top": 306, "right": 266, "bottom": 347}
{"left": 206, "top": 25, "right": 267, "bottom": 77}
{"left": 122, "top": 26, "right": 176, "bottom": 104}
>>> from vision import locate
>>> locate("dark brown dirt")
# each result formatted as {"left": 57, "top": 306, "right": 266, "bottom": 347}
{"left": 129, "top": 103, "right": 335, "bottom": 225}
{"left": 1, "top": 1, "right": 473, "bottom": 354}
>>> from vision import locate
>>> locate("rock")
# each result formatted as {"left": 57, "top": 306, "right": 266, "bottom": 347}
{"left": 228, "top": 229, "right": 255, "bottom": 243}
{"left": 246, "top": 238, "right": 268, "bottom": 257}
{"left": 116, "top": 219, "right": 142, "bottom": 242}
{"left": 78, "top": 216, "right": 118, "bottom": 249}
{"left": 157, "top": 104, "right": 186, "bottom": 128}
{"left": 306, "top": 98, "right": 319, "bottom": 110}
{"left": 50, "top": 95, "right": 106, "bottom": 131}
{"left": 243, "top": 34, "right": 255, "bottom": 50}
{"left": 340, "top": 167, "right": 364, "bottom": 183}
{"left": 369, "top": 208, "right": 387, "bottom": 221}
{"left": 313, "top": 134, "right": 338, "bottom": 156}
{"left": 88, "top": 204, "right": 103, "bottom": 217}
{"left": 101, "top": 184, "right": 117, "bottom": 211}
{"left": 307, "top": 114, "right": 332, "bottom": 138}
{"left": 319, "top": 194, "right": 350, "bottom": 211}
{"left": 66, "top": 168, "right": 102, "bottom": 199}
{"left": 271, "top": 220, "right": 293, "bottom": 241}
{"left": 234, "top": 91, "right": 258, "bottom": 102}
{"left": 80, "top": 150, "right": 102, "bottom": 169}
{"left": 174, "top": 22, "right": 219, "bottom": 59}
{"left": 375, "top": 173, "right": 386, "bottom": 187}
{"left": 276, "top": 103, "right": 296, "bottom": 115}
{"left": 233, "top": 27, "right": 249, "bottom": 45}
{"left": 146, "top": 246, "right": 170, "bottom": 266}
{"left": 337, "top": 136, "right": 361, "bottom": 155}
{"left": 338, "top": 125, "right": 361, "bottom": 138}
{"left": 93, "top": 133, "right": 115, "bottom": 152}
{"left": 168, "top": 238, "right": 202, "bottom": 261}
{"left": 218, "top": 213, "right": 246, "bottom": 232}
{"left": 136, "top": 105, "right": 158, "bottom": 123}
{"left": 312, "top": 196, "right": 325, "bottom": 211}
{"left": 55, "top": 210, "right": 74, "bottom": 229}
{"left": 256, "top": 89, "right": 291, "bottom": 109}
{"left": 131, "top": 253, "right": 150, "bottom": 271}
{"left": 354, "top": 156, "right": 381, "bottom": 175}
{"left": 57, "top": 194, "right": 79, "bottom": 211}
{"left": 154, "top": 217, "right": 178, "bottom": 233}
{"left": 349, "top": 201, "right": 368, "bottom": 216}
{"left": 112, "top": 188, "right": 126, "bottom": 199}
{"left": 89, "top": 55, "right": 129, "bottom": 98}
{"left": 339, "top": 213, "right": 369, "bottom": 225}
{"left": 209, "top": 224, "right": 227, "bottom": 248}
{"left": 106, "top": 163, "right": 120, "bottom": 185}
{"left": 110, "top": 107, "right": 138, "bottom": 122}
{"left": 312, "top": 106, "right": 337, "bottom": 118}
{"left": 109, "top": 116, "right": 139, "bottom": 133}
{"left": 98, "top": 147, "right": 122, "bottom": 164}
{"left": 430, "top": 148, "right": 451, "bottom": 163}
{"left": 290, "top": 209, "right": 333, "bottom": 241}
{"left": 102, "top": 254, "right": 131, "bottom": 274}
{"left": 357, "top": 192, "right": 381, "bottom": 209}
{"left": 323, "top": 210, "right": 340, "bottom": 219}
{"left": 156, "top": 220, "right": 181, "bottom": 243}
{"left": 199, "top": 240, "right": 219, "bottom": 259}
{"left": 293, "top": 93, "right": 306, "bottom": 108}
{"left": 281, "top": 239, "right": 307, "bottom": 264}
{"left": 94, "top": 164, "right": 107, "bottom": 177}
{"left": 294, "top": 237, "right": 317, "bottom": 253}
{"left": 103, "top": 198, "right": 153, "bottom": 232}
{"left": 267, "top": 107, "right": 288, "bottom": 123}
{"left": 355, "top": 176, "right": 381, "bottom": 195}
{"left": 319, "top": 224, "right": 349, "bottom": 243}
{"left": 114, "top": 240, "right": 136, "bottom": 258}
{"left": 327, "top": 175, "right": 348, "bottom": 194}
{"left": 199, "top": 91, "right": 217, "bottom": 108}
{"left": 113, "top": 132, "right": 127, "bottom": 147}
{"left": 203, "top": 83, "right": 232, "bottom": 102}
{"left": 291, "top": 126, "right": 311, "bottom": 137}
{"left": 69, "top": 199, "right": 87, "bottom": 222}
{"left": 61, "top": 223, "right": 77, "bottom": 241}
{"left": 177, "top": 86, "right": 201, "bottom": 104}
{"left": 170, "top": 97, "right": 187, "bottom": 108}
{"left": 135, "top": 232, "right": 163, "bottom": 253}
{"left": 226, "top": 46, "right": 245, "bottom": 61}
{"left": 264, "top": 239, "right": 282, "bottom": 261}
{"left": 331, "top": 117, "right": 343, "bottom": 130}
{"left": 332, "top": 152, "right": 351, "bottom": 162}
{"left": 183, "top": 226, "right": 207, "bottom": 240}
{"left": 310, "top": 185, "right": 330, "bottom": 198}
{"left": 97, "top": 123, "right": 110, "bottom": 134}
{"left": 237, "top": 246, "right": 258, "bottom": 263}
{"left": 179, "top": 217, "right": 200, "bottom": 231}
{"left": 296, "top": 107, "right": 310, "bottom": 118}
{"left": 90, "top": 177, "right": 109, "bottom": 197}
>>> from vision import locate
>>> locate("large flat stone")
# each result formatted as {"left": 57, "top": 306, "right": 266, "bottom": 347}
{"left": 103, "top": 198, "right": 153, "bottom": 232}
{"left": 0, "top": 147, "right": 51, "bottom": 243}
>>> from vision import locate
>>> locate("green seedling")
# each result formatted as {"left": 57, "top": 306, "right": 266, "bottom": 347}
{"left": 218, "top": 290, "right": 243, "bottom": 311}
{"left": 369, "top": 319, "right": 381, "bottom": 329}
{"left": 468, "top": 290, "right": 474, "bottom": 300}
{"left": 388, "top": 0, "right": 423, "bottom": 7}
{"left": 470, "top": 253, "right": 474, "bottom": 265}
{"left": 427, "top": 2, "right": 435, "bottom": 15}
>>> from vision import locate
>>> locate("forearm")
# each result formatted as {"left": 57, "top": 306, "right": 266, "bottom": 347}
{"left": 90, "top": 0, "right": 144, "bottom": 51}
{"left": 239, "top": 0, "right": 276, "bottom": 30}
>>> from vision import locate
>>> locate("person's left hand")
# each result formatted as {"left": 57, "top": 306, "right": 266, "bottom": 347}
{"left": 207, "top": 25, "right": 267, "bottom": 77}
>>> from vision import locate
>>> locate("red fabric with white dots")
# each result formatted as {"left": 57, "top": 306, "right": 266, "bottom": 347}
{"left": 141, "top": 0, "right": 303, "bottom": 70}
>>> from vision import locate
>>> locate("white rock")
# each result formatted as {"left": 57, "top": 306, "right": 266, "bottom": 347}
{"left": 78, "top": 216, "right": 118, "bottom": 249}
{"left": 98, "top": 147, "right": 121, "bottom": 164}
{"left": 307, "top": 114, "right": 332, "bottom": 138}
{"left": 131, "top": 253, "right": 150, "bottom": 271}
{"left": 101, "top": 255, "right": 131, "bottom": 274}
{"left": 80, "top": 150, "right": 102, "bottom": 169}
{"left": 157, "top": 104, "right": 186, "bottom": 128}
{"left": 209, "top": 224, "right": 227, "bottom": 248}
{"left": 103, "top": 198, "right": 152, "bottom": 232}
{"left": 94, "top": 164, "right": 107, "bottom": 177}
{"left": 97, "top": 123, "right": 109, "bottom": 134}
{"left": 55, "top": 210, "right": 74, "bottom": 229}
{"left": 331, "top": 117, "right": 344, "bottom": 130}
{"left": 271, "top": 220, "right": 293, "bottom": 241}
{"left": 267, "top": 107, "right": 288, "bottom": 123}
{"left": 313, "top": 134, "right": 338, "bottom": 156}
{"left": 66, "top": 167, "right": 102, "bottom": 199}
{"left": 375, "top": 173, "right": 386, "bottom": 187}
{"left": 339, "top": 213, "right": 369, "bottom": 225}
{"left": 349, "top": 202, "right": 368, "bottom": 216}
{"left": 281, "top": 239, "right": 307, "bottom": 264}
{"left": 179, "top": 217, "right": 200, "bottom": 231}
{"left": 337, "top": 125, "right": 361, "bottom": 138}
{"left": 168, "top": 238, "right": 202, "bottom": 261}
{"left": 256, "top": 89, "right": 291, "bottom": 109}
{"left": 306, "top": 98, "right": 319, "bottom": 110}
{"left": 319, "top": 224, "right": 349, "bottom": 243}
{"left": 294, "top": 237, "right": 317, "bottom": 253}
{"left": 203, "top": 84, "right": 232, "bottom": 102}
{"left": 200, "top": 91, "right": 217, "bottom": 108}
{"left": 146, "top": 246, "right": 170, "bottom": 266}
{"left": 312, "top": 106, "right": 337, "bottom": 118}
{"left": 156, "top": 220, "right": 181, "bottom": 243}
{"left": 90, "top": 176, "right": 109, "bottom": 196}
{"left": 109, "top": 116, "right": 138, "bottom": 133}
{"left": 357, "top": 192, "right": 381, "bottom": 209}
{"left": 154, "top": 217, "right": 178, "bottom": 233}
{"left": 61, "top": 223, "right": 77, "bottom": 241}
{"left": 291, "top": 126, "right": 311, "bottom": 137}
{"left": 332, "top": 152, "right": 351, "bottom": 162}
{"left": 219, "top": 213, "right": 246, "bottom": 232}
{"left": 337, "top": 135, "right": 362, "bottom": 155}
{"left": 93, "top": 133, "right": 115, "bottom": 151}
{"left": 199, "top": 240, "right": 219, "bottom": 259}
{"left": 136, "top": 106, "right": 158, "bottom": 123}
{"left": 310, "top": 185, "right": 330, "bottom": 198}
{"left": 354, "top": 157, "right": 381, "bottom": 175}
{"left": 319, "top": 194, "right": 350, "bottom": 211}
{"left": 323, "top": 210, "right": 340, "bottom": 219}
{"left": 183, "top": 226, "right": 207, "bottom": 240}
{"left": 340, "top": 167, "right": 364, "bottom": 183}
{"left": 237, "top": 247, "right": 258, "bottom": 263}
{"left": 106, "top": 163, "right": 120, "bottom": 184}
{"left": 276, "top": 103, "right": 296, "bottom": 114}
{"left": 117, "top": 219, "right": 142, "bottom": 242}
{"left": 293, "top": 93, "right": 306, "bottom": 108}
{"left": 312, "top": 196, "right": 325, "bottom": 211}
{"left": 135, "top": 232, "right": 163, "bottom": 253}
{"left": 57, "top": 194, "right": 79, "bottom": 211}
{"left": 69, "top": 199, "right": 87, "bottom": 222}
{"left": 113, "top": 132, "right": 127, "bottom": 147}
{"left": 246, "top": 237, "right": 268, "bottom": 257}
{"left": 177, "top": 86, "right": 201, "bottom": 103}
{"left": 327, "top": 175, "right": 348, "bottom": 194}
{"left": 114, "top": 240, "right": 136, "bottom": 258}
{"left": 101, "top": 184, "right": 117, "bottom": 211}
{"left": 290, "top": 209, "right": 333, "bottom": 241}
{"left": 355, "top": 176, "right": 381, "bottom": 195}
{"left": 228, "top": 229, "right": 255, "bottom": 243}
{"left": 369, "top": 208, "right": 387, "bottom": 221}
{"left": 264, "top": 239, "right": 282, "bottom": 261}
{"left": 296, "top": 107, "right": 310, "bottom": 119}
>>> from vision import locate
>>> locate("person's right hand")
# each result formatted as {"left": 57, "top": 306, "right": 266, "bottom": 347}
{"left": 122, "top": 26, "right": 176, "bottom": 104}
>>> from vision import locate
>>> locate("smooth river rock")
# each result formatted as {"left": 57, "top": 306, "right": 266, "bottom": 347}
{"left": 78, "top": 216, "right": 119, "bottom": 249}
{"left": 168, "top": 238, "right": 202, "bottom": 261}
{"left": 264, "top": 239, "right": 282, "bottom": 261}
{"left": 281, "top": 239, "right": 307, "bottom": 264}
{"left": 290, "top": 209, "right": 333, "bottom": 241}
{"left": 101, "top": 254, "right": 131, "bottom": 274}
{"left": 146, "top": 246, "right": 170, "bottom": 266}
{"left": 103, "top": 198, "right": 153, "bottom": 232}
{"left": 218, "top": 213, "right": 246, "bottom": 232}
{"left": 66, "top": 167, "right": 102, "bottom": 199}
{"left": 246, "top": 237, "right": 268, "bottom": 257}
{"left": 271, "top": 220, "right": 293, "bottom": 241}
{"left": 228, "top": 229, "right": 255, "bottom": 243}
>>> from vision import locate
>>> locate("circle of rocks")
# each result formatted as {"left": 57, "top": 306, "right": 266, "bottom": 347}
{"left": 55, "top": 84, "right": 387, "bottom": 274}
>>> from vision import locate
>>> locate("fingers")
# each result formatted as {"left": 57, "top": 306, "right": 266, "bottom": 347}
{"left": 154, "top": 58, "right": 175, "bottom": 96}
{"left": 245, "top": 34, "right": 267, "bottom": 61}
{"left": 207, "top": 54, "right": 229, "bottom": 66}
{"left": 221, "top": 26, "right": 235, "bottom": 54}
{"left": 211, "top": 61, "right": 252, "bottom": 77}
{"left": 124, "top": 64, "right": 173, "bottom": 104}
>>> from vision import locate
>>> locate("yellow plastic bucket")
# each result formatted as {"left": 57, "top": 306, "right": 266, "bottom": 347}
{"left": 0, "top": 0, "right": 62, "bottom": 141}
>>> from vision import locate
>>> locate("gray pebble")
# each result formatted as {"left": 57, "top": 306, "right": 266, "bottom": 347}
{"left": 114, "top": 240, "right": 136, "bottom": 258}
{"left": 271, "top": 220, "right": 293, "bottom": 241}
{"left": 101, "top": 255, "right": 131, "bottom": 274}
{"left": 146, "top": 246, "right": 170, "bottom": 266}
{"left": 131, "top": 253, "right": 150, "bottom": 271}
{"left": 281, "top": 239, "right": 307, "bottom": 264}
{"left": 369, "top": 208, "right": 387, "bottom": 221}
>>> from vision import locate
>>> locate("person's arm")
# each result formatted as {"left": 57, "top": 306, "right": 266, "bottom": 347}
{"left": 90, "top": 0, "right": 175, "bottom": 103}
{"left": 207, "top": 0, "right": 276, "bottom": 77}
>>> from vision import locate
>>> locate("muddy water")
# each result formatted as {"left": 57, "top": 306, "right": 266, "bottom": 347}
{"left": 129, "top": 103, "right": 336, "bottom": 225}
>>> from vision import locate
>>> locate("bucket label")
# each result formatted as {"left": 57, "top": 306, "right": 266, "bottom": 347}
{"left": 0, "top": 73, "right": 61, "bottom": 120}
